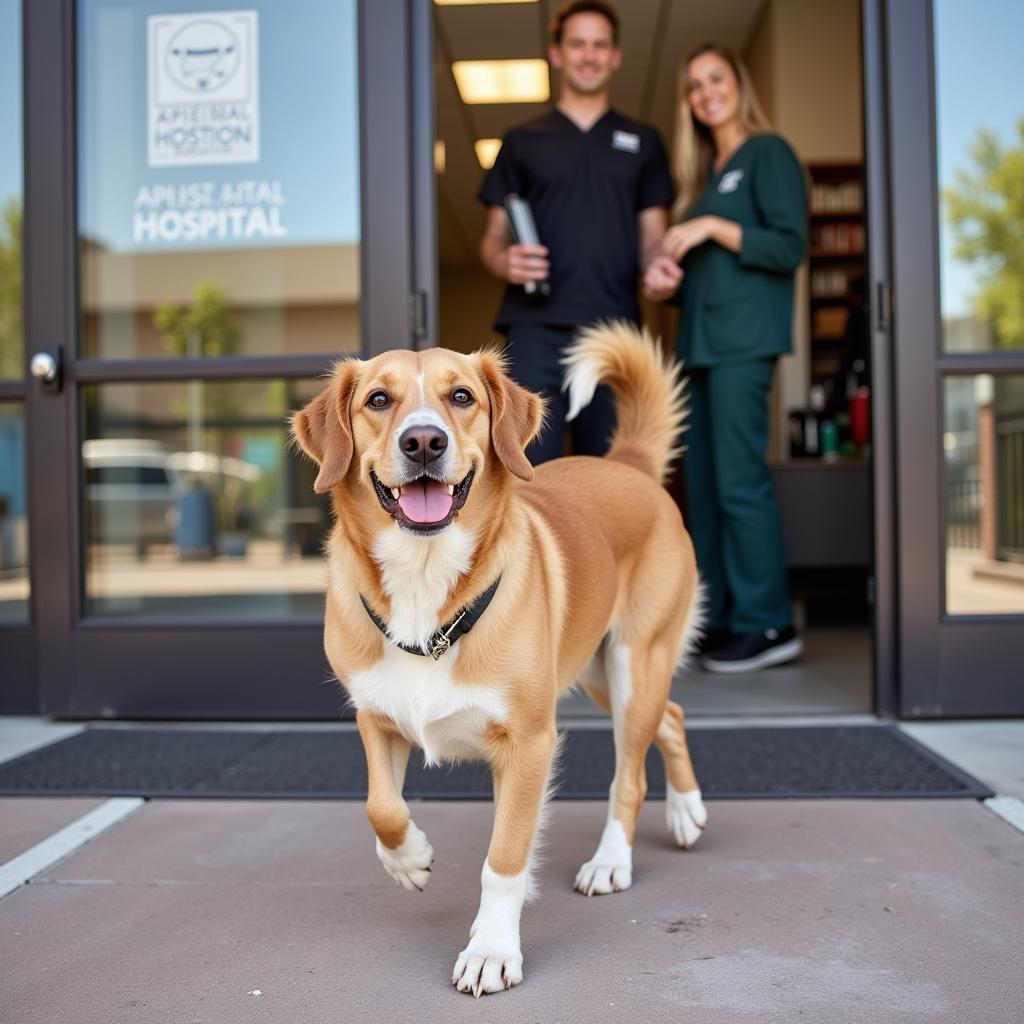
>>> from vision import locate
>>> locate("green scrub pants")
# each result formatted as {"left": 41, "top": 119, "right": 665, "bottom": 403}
{"left": 683, "top": 358, "right": 792, "bottom": 635}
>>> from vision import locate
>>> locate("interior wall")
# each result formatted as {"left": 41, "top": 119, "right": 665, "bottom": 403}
{"left": 767, "top": 0, "right": 863, "bottom": 162}
{"left": 439, "top": 266, "right": 505, "bottom": 354}
{"left": 744, "top": 0, "right": 863, "bottom": 459}
{"left": 744, "top": 1, "right": 777, "bottom": 123}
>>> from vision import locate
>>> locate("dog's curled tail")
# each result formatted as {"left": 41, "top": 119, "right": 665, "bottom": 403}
{"left": 561, "top": 319, "right": 687, "bottom": 484}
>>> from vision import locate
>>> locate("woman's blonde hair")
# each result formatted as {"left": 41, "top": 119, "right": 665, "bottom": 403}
{"left": 672, "top": 44, "right": 772, "bottom": 220}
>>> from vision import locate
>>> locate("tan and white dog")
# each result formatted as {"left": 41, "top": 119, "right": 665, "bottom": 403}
{"left": 291, "top": 321, "right": 706, "bottom": 997}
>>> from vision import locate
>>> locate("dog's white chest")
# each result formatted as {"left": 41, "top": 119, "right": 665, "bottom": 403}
{"left": 348, "top": 646, "right": 506, "bottom": 766}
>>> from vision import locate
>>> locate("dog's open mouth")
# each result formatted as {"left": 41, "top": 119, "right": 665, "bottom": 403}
{"left": 371, "top": 469, "right": 475, "bottom": 533}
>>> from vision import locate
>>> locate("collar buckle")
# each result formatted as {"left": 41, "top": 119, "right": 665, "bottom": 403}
{"left": 430, "top": 611, "right": 466, "bottom": 661}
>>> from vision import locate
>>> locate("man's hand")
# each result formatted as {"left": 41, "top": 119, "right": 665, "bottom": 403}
{"left": 480, "top": 207, "right": 550, "bottom": 286}
{"left": 500, "top": 244, "right": 550, "bottom": 285}
{"left": 643, "top": 254, "right": 683, "bottom": 302}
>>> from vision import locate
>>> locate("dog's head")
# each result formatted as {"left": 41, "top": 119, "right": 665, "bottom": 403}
{"left": 291, "top": 347, "right": 544, "bottom": 537}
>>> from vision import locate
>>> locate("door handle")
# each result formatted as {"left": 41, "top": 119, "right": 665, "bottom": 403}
{"left": 30, "top": 346, "right": 63, "bottom": 392}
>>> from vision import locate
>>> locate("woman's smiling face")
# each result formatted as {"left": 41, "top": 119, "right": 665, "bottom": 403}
{"left": 686, "top": 51, "right": 741, "bottom": 130}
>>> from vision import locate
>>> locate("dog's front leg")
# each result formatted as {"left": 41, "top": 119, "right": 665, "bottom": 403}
{"left": 453, "top": 726, "right": 557, "bottom": 997}
{"left": 357, "top": 710, "right": 434, "bottom": 891}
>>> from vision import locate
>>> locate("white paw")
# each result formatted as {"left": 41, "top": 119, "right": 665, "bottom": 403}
{"left": 574, "top": 859, "right": 632, "bottom": 896}
{"left": 576, "top": 816, "right": 633, "bottom": 895}
{"left": 666, "top": 783, "right": 707, "bottom": 849}
{"left": 376, "top": 821, "right": 434, "bottom": 891}
{"left": 452, "top": 936, "right": 523, "bottom": 997}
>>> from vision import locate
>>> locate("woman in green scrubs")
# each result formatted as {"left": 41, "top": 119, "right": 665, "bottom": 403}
{"left": 643, "top": 43, "right": 807, "bottom": 673}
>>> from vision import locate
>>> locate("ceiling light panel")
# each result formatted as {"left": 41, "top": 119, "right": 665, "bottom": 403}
{"left": 452, "top": 59, "right": 550, "bottom": 104}
{"left": 474, "top": 138, "right": 503, "bottom": 169}
{"left": 435, "top": 1, "right": 537, "bottom": 6}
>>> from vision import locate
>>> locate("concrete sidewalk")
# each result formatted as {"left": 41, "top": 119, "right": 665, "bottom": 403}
{"left": 1, "top": 720, "right": 1023, "bottom": 1023}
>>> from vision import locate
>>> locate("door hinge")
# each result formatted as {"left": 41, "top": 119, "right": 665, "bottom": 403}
{"left": 409, "top": 290, "right": 427, "bottom": 341}
{"left": 875, "top": 280, "right": 892, "bottom": 333}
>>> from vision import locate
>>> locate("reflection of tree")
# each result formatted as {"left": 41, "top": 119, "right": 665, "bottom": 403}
{"left": 945, "top": 121, "right": 1024, "bottom": 348}
{"left": 0, "top": 199, "right": 22, "bottom": 378}
{"left": 154, "top": 280, "right": 243, "bottom": 422}
{"left": 154, "top": 280, "right": 241, "bottom": 359}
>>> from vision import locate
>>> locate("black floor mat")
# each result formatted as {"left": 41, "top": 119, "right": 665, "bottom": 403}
{"left": 0, "top": 725, "right": 992, "bottom": 799}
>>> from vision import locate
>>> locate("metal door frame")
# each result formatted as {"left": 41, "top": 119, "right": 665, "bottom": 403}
{"left": 862, "top": 0, "right": 898, "bottom": 717}
{"left": 14, "top": 0, "right": 436, "bottom": 718}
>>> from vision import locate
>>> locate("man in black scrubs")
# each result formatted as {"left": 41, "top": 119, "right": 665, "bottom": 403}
{"left": 478, "top": 0, "right": 678, "bottom": 463}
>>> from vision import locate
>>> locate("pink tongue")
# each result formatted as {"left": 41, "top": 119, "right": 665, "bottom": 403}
{"left": 397, "top": 479, "right": 454, "bottom": 523}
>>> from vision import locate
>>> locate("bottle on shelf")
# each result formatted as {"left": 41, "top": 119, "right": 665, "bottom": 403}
{"left": 789, "top": 385, "right": 828, "bottom": 459}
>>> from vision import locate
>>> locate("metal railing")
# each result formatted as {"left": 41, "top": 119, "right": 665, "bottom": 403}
{"left": 997, "top": 417, "right": 1024, "bottom": 562}
{"left": 946, "top": 478, "right": 981, "bottom": 550}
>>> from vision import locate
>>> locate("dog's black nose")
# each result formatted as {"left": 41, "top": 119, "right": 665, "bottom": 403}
{"left": 399, "top": 425, "right": 448, "bottom": 466}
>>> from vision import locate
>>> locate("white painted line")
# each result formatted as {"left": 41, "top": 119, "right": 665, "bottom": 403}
{"left": 984, "top": 796, "right": 1024, "bottom": 836}
{"left": 0, "top": 797, "right": 144, "bottom": 899}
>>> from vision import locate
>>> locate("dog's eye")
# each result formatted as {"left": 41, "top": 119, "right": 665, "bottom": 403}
{"left": 450, "top": 388, "right": 474, "bottom": 406}
{"left": 366, "top": 391, "right": 390, "bottom": 410}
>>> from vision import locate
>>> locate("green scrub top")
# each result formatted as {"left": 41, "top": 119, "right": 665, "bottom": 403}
{"left": 674, "top": 132, "right": 807, "bottom": 368}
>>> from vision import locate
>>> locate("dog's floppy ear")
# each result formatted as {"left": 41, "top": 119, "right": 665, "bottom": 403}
{"left": 477, "top": 351, "right": 545, "bottom": 482}
{"left": 291, "top": 360, "right": 360, "bottom": 494}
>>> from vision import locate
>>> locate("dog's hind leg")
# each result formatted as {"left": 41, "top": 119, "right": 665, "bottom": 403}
{"left": 358, "top": 710, "right": 435, "bottom": 892}
{"left": 577, "top": 640, "right": 611, "bottom": 713}
{"left": 654, "top": 700, "right": 707, "bottom": 848}
{"left": 574, "top": 638, "right": 673, "bottom": 896}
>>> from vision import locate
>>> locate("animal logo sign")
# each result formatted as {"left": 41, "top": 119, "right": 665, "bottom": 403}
{"left": 165, "top": 19, "right": 241, "bottom": 93}
{"left": 148, "top": 10, "right": 259, "bottom": 167}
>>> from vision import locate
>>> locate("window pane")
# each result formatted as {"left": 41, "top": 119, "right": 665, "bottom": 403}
{"left": 78, "top": 0, "right": 360, "bottom": 359}
{"left": 944, "top": 375, "right": 1024, "bottom": 615}
{"left": 934, "top": 0, "right": 1024, "bottom": 352}
{"left": 0, "top": 403, "right": 29, "bottom": 620}
{"left": 0, "top": 0, "right": 22, "bottom": 380}
{"left": 82, "top": 379, "right": 329, "bottom": 620}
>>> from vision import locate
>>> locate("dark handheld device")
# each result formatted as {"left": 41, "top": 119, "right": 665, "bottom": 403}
{"left": 503, "top": 194, "right": 551, "bottom": 298}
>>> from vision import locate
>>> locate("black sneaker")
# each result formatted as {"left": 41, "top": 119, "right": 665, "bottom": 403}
{"left": 692, "top": 627, "right": 733, "bottom": 657}
{"left": 700, "top": 626, "right": 803, "bottom": 674}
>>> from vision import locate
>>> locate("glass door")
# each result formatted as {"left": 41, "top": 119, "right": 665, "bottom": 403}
{"left": 0, "top": 0, "right": 34, "bottom": 710}
{"left": 23, "top": 0, "right": 434, "bottom": 717}
{"left": 886, "top": 0, "right": 1024, "bottom": 715}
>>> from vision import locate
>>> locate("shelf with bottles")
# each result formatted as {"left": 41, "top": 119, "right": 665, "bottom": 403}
{"left": 796, "top": 164, "right": 870, "bottom": 463}
{"left": 788, "top": 381, "right": 871, "bottom": 464}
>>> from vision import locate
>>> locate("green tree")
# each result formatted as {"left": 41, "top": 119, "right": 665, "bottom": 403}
{"left": 944, "top": 120, "right": 1024, "bottom": 348}
{"left": 0, "top": 198, "right": 23, "bottom": 379}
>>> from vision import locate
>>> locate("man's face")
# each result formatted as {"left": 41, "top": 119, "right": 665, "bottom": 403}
{"left": 549, "top": 12, "right": 621, "bottom": 97}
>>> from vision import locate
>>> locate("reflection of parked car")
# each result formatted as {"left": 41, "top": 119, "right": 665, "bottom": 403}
{"left": 83, "top": 439, "right": 182, "bottom": 552}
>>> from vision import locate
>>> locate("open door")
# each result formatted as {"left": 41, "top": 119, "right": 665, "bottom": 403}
{"left": 886, "top": 0, "right": 1024, "bottom": 715}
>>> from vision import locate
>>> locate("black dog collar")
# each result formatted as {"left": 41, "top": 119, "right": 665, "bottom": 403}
{"left": 359, "top": 577, "right": 502, "bottom": 660}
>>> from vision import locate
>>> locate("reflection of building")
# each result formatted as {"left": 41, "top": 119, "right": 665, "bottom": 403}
{"left": 80, "top": 237, "right": 360, "bottom": 359}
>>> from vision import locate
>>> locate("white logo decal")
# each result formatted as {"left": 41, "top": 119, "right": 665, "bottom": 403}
{"left": 611, "top": 130, "right": 640, "bottom": 153}
{"left": 148, "top": 10, "right": 260, "bottom": 167}
{"left": 718, "top": 169, "right": 744, "bottom": 194}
